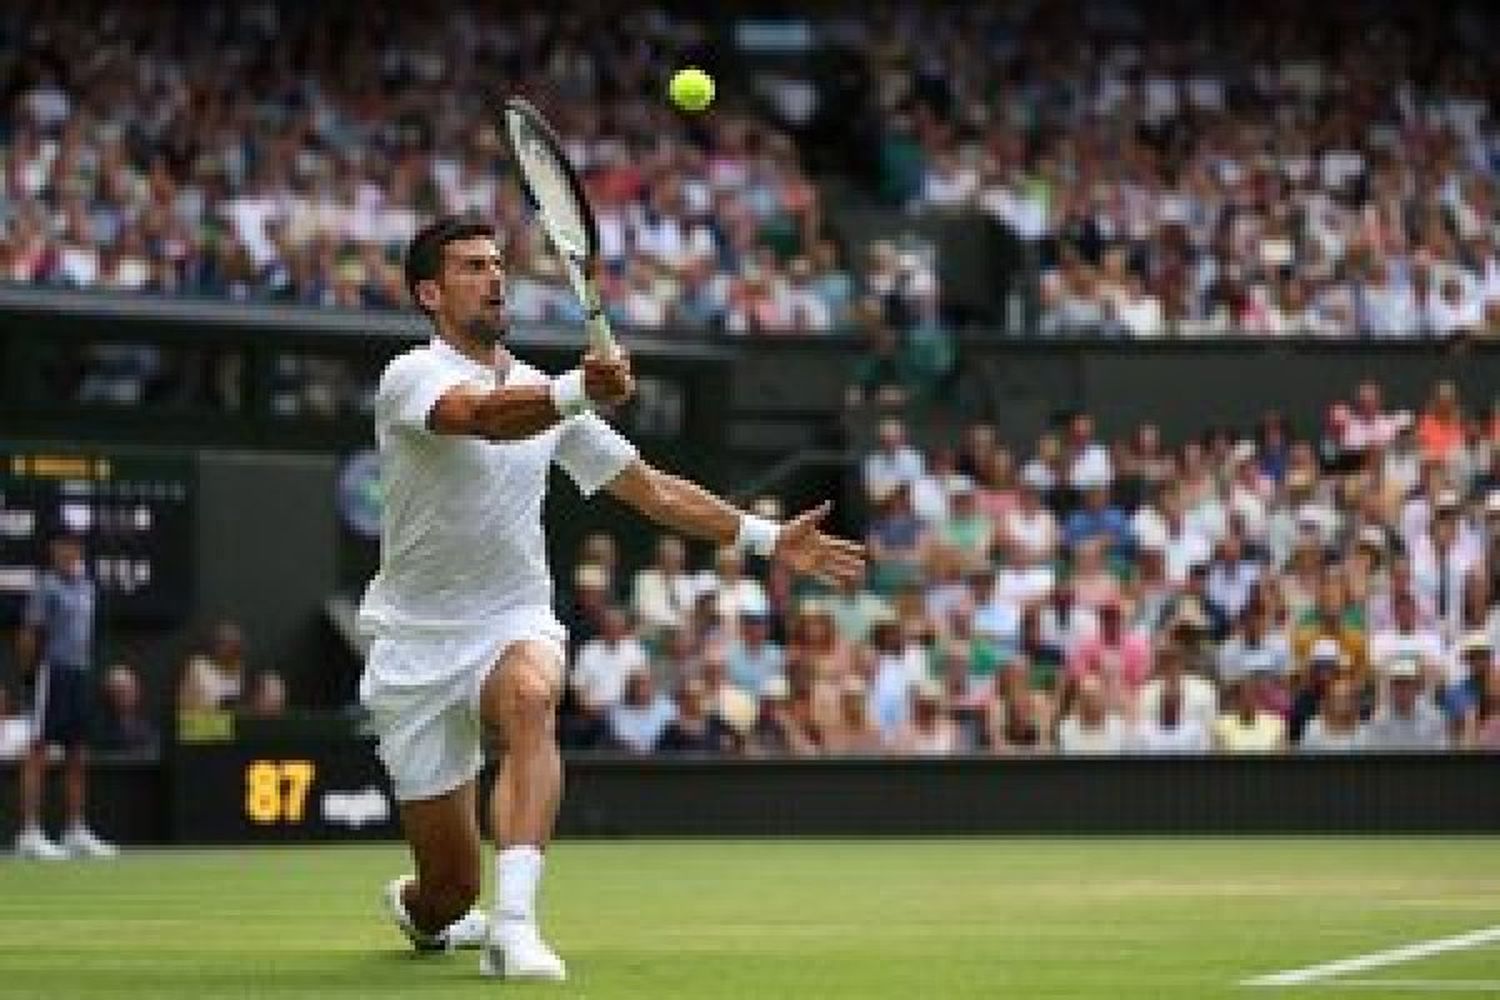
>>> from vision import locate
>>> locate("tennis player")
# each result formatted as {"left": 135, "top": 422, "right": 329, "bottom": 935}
{"left": 359, "top": 214, "right": 865, "bottom": 980}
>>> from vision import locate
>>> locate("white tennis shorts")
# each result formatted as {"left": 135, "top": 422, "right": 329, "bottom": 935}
{"left": 358, "top": 608, "right": 567, "bottom": 803}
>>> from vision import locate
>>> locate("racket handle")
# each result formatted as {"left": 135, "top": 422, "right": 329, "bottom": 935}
{"left": 565, "top": 255, "right": 620, "bottom": 359}
{"left": 584, "top": 295, "right": 620, "bottom": 360}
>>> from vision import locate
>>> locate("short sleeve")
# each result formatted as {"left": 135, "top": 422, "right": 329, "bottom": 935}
{"left": 554, "top": 413, "right": 639, "bottom": 497}
{"left": 377, "top": 351, "right": 475, "bottom": 433}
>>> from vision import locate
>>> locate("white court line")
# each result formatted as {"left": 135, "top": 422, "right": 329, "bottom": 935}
{"left": 1319, "top": 982, "right": 1500, "bottom": 993}
{"left": 1242, "top": 925, "right": 1500, "bottom": 987}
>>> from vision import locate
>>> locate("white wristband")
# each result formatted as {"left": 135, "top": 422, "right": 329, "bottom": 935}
{"left": 736, "top": 513, "right": 781, "bottom": 558}
{"left": 550, "top": 369, "right": 592, "bottom": 417}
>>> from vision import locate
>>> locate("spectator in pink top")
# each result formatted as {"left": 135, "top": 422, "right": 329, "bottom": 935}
{"left": 1066, "top": 599, "right": 1151, "bottom": 707}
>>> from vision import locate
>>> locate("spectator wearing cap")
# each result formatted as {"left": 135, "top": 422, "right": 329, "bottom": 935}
{"left": 1356, "top": 655, "right": 1448, "bottom": 750}
{"left": 1057, "top": 674, "right": 1128, "bottom": 755}
{"left": 607, "top": 668, "right": 677, "bottom": 755}
{"left": 726, "top": 604, "right": 786, "bottom": 697}
{"left": 822, "top": 675, "right": 885, "bottom": 755}
{"left": 1287, "top": 637, "right": 1358, "bottom": 743}
{"left": 631, "top": 536, "right": 698, "bottom": 638}
{"left": 1213, "top": 670, "right": 1288, "bottom": 753}
{"left": 936, "top": 477, "right": 996, "bottom": 559}
{"left": 655, "top": 676, "right": 740, "bottom": 755}
{"left": 891, "top": 679, "right": 961, "bottom": 756}
{"left": 571, "top": 607, "right": 649, "bottom": 710}
{"left": 863, "top": 418, "right": 925, "bottom": 504}
{"left": 1298, "top": 676, "right": 1366, "bottom": 752}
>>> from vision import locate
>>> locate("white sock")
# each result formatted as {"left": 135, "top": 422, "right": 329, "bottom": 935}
{"left": 494, "top": 846, "right": 545, "bottom": 926}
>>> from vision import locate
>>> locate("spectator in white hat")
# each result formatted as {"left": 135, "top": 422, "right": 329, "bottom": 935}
{"left": 1357, "top": 655, "right": 1448, "bottom": 750}
{"left": 1213, "top": 669, "right": 1287, "bottom": 753}
{"left": 1368, "top": 589, "right": 1445, "bottom": 686}
{"left": 1298, "top": 676, "right": 1366, "bottom": 752}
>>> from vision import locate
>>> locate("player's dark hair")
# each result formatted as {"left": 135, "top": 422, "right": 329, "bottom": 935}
{"left": 404, "top": 214, "right": 496, "bottom": 314}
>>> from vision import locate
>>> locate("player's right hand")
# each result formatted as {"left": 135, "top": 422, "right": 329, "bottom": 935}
{"left": 582, "top": 351, "right": 634, "bottom": 407}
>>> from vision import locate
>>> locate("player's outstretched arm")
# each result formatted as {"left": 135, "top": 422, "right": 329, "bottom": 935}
{"left": 428, "top": 352, "right": 634, "bottom": 441}
{"left": 604, "top": 461, "right": 866, "bottom": 586}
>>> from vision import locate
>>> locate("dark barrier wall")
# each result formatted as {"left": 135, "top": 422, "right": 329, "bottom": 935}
{"left": 0, "top": 448, "right": 344, "bottom": 719}
{"left": 6, "top": 746, "right": 1492, "bottom": 845}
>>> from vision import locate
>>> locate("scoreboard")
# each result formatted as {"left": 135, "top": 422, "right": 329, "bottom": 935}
{"left": 0, "top": 444, "right": 196, "bottom": 624}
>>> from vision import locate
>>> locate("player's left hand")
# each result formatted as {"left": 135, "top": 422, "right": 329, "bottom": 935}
{"left": 772, "top": 501, "right": 867, "bottom": 586}
{"left": 582, "top": 350, "right": 634, "bottom": 407}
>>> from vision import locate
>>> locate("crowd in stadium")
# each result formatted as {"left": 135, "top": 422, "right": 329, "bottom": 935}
{"left": 867, "top": 2, "right": 1500, "bottom": 337}
{"left": 550, "top": 375, "right": 1500, "bottom": 755}
{"left": 0, "top": 2, "right": 860, "bottom": 334}
{"left": 5, "top": 1, "right": 1500, "bottom": 340}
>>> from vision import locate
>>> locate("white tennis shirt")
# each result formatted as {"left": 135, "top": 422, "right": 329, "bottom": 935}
{"left": 358, "top": 337, "right": 637, "bottom": 644}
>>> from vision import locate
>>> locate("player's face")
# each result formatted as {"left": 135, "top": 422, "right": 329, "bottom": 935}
{"left": 437, "top": 237, "right": 507, "bottom": 344}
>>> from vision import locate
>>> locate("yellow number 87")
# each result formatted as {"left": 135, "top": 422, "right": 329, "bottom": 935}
{"left": 245, "top": 759, "right": 316, "bottom": 824}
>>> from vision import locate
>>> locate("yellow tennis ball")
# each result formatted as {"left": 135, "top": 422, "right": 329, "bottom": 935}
{"left": 669, "top": 68, "right": 715, "bottom": 112}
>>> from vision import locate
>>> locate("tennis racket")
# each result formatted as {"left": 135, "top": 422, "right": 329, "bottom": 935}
{"left": 501, "top": 96, "right": 620, "bottom": 359}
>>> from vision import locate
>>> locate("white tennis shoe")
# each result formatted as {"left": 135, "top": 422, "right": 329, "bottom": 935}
{"left": 14, "top": 826, "right": 68, "bottom": 861}
{"left": 480, "top": 921, "right": 567, "bottom": 981}
{"left": 384, "top": 875, "right": 491, "bottom": 953}
{"left": 442, "top": 908, "right": 490, "bottom": 950}
{"left": 61, "top": 825, "right": 119, "bottom": 859}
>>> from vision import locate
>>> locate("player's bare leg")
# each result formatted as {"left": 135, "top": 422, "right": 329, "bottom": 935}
{"left": 59, "top": 746, "right": 116, "bottom": 858}
{"left": 477, "top": 640, "right": 567, "bottom": 981}
{"left": 385, "top": 781, "right": 489, "bottom": 951}
{"left": 14, "top": 742, "right": 66, "bottom": 860}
